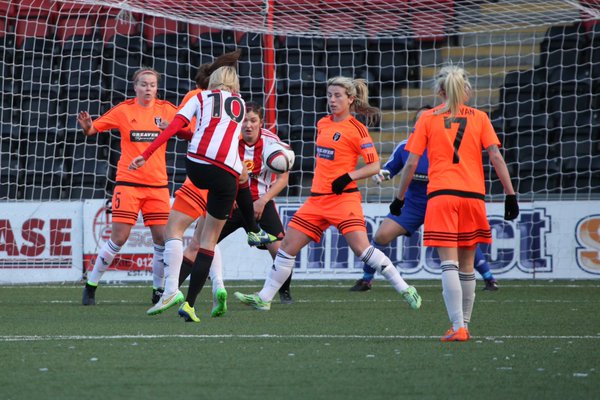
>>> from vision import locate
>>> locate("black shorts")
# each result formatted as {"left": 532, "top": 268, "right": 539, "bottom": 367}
{"left": 219, "top": 200, "right": 285, "bottom": 241}
{"left": 186, "top": 159, "right": 238, "bottom": 220}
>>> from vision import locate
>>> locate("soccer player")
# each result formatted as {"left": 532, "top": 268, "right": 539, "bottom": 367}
{"left": 175, "top": 102, "right": 294, "bottom": 316}
{"left": 130, "top": 66, "right": 246, "bottom": 322}
{"left": 77, "top": 68, "right": 177, "bottom": 306}
{"left": 351, "top": 106, "right": 499, "bottom": 292}
{"left": 234, "top": 76, "right": 422, "bottom": 311}
{"left": 394, "top": 65, "right": 519, "bottom": 341}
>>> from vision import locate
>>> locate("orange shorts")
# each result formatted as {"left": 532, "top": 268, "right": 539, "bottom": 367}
{"left": 288, "top": 191, "right": 366, "bottom": 242}
{"left": 172, "top": 178, "right": 208, "bottom": 220}
{"left": 423, "top": 195, "right": 492, "bottom": 247}
{"left": 111, "top": 185, "right": 170, "bottom": 226}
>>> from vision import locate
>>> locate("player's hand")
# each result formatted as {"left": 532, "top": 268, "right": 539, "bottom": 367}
{"left": 129, "top": 155, "right": 146, "bottom": 170}
{"left": 158, "top": 119, "right": 170, "bottom": 130}
{"left": 331, "top": 173, "right": 353, "bottom": 194}
{"left": 504, "top": 194, "right": 519, "bottom": 220}
{"left": 77, "top": 111, "right": 93, "bottom": 132}
{"left": 389, "top": 198, "right": 404, "bottom": 216}
{"left": 372, "top": 169, "right": 391, "bottom": 185}
{"left": 253, "top": 198, "right": 267, "bottom": 220}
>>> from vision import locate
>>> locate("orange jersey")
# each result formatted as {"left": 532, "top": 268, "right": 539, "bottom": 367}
{"left": 93, "top": 98, "right": 178, "bottom": 186}
{"left": 406, "top": 105, "right": 500, "bottom": 196}
{"left": 311, "top": 115, "right": 379, "bottom": 194}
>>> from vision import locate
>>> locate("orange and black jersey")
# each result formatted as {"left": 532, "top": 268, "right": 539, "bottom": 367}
{"left": 311, "top": 115, "right": 379, "bottom": 194}
{"left": 92, "top": 98, "right": 178, "bottom": 187}
{"left": 406, "top": 104, "right": 500, "bottom": 197}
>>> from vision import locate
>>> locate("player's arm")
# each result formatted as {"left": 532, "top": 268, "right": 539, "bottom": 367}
{"left": 373, "top": 143, "right": 404, "bottom": 184}
{"left": 77, "top": 111, "right": 98, "bottom": 136}
{"left": 487, "top": 144, "right": 519, "bottom": 220}
{"left": 129, "top": 115, "right": 189, "bottom": 170}
{"left": 390, "top": 152, "right": 420, "bottom": 215}
{"left": 254, "top": 172, "right": 289, "bottom": 220}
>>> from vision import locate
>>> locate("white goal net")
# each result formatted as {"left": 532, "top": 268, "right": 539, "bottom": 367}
{"left": 1, "top": 0, "right": 598, "bottom": 203}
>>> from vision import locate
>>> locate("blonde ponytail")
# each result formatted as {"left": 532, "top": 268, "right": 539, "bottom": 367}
{"left": 433, "top": 65, "right": 471, "bottom": 119}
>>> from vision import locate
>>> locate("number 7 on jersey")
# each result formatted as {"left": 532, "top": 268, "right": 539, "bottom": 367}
{"left": 444, "top": 117, "right": 467, "bottom": 164}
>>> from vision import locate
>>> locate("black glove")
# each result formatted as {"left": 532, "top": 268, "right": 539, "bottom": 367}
{"left": 504, "top": 194, "right": 519, "bottom": 220}
{"left": 332, "top": 173, "right": 353, "bottom": 194}
{"left": 389, "top": 198, "right": 404, "bottom": 216}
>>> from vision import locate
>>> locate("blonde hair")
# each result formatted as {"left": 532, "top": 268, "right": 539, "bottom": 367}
{"left": 327, "top": 76, "right": 380, "bottom": 126}
{"left": 433, "top": 65, "right": 471, "bottom": 119}
{"left": 207, "top": 66, "right": 240, "bottom": 93}
{"left": 132, "top": 67, "right": 160, "bottom": 85}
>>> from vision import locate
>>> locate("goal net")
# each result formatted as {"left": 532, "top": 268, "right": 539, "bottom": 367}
{"left": 1, "top": 0, "right": 598, "bottom": 204}
{"left": 0, "top": 0, "right": 599, "bottom": 280}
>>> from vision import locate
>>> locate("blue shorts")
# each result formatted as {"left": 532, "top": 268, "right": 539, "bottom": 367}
{"left": 386, "top": 198, "right": 426, "bottom": 236}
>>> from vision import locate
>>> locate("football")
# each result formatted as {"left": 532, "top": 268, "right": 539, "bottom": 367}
{"left": 263, "top": 141, "right": 295, "bottom": 174}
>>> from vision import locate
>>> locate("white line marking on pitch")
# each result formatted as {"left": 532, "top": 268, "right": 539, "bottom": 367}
{"left": 0, "top": 334, "right": 599, "bottom": 342}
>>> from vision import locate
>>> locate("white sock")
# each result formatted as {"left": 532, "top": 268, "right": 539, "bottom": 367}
{"left": 459, "top": 271, "right": 476, "bottom": 327}
{"left": 152, "top": 244, "right": 165, "bottom": 289}
{"left": 210, "top": 244, "right": 225, "bottom": 295}
{"left": 441, "top": 261, "right": 464, "bottom": 331}
{"left": 258, "top": 249, "right": 295, "bottom": 302}
{"left": 88, "top": 239, "right": 121, "bottom": 286}
{"left": 163, "top": 238, "right": 184, "bottom": 294}
{"left": 360, "top": 246, "right": 409, "bottom": 292}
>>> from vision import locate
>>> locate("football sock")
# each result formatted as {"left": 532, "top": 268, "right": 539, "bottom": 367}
{"left": 236, "top": 183, "right": 260, "bottom": 233}
{"left": 474, "top": 247, "right": 494, "bottom": 280}
{"left": 210, "top": 244, "right": 225, "bottom": 295}
{"left": 459, "top": 271, "right": 477, "bottom": 327}
{"left": 258, "top": 249, "right": 295, "bottom": 302}
{"left": 360, "top": 246, "right": 409, "bottom": 292}
{"left": 87, "top": 239, "right": 121, "bottom": 286}
{"left": 279, "top": 271, "right": 292, "bottom": 293}
{"left": 441, "top": 261, "right": 464, "bottom": 331}
{"left": 163, "top": 238, "right": 184, "bottom": 294}
{"left": 186, "top": 248, "right": 213, "bottom": 307}
{"left": 361, "top": 241, "right": 384, "bottom": 282}
{"left": 178, "top": 256, "right": 194, "bottom": 287}
{"left": 152, "top": 244, "right": 165, "bottom": 289}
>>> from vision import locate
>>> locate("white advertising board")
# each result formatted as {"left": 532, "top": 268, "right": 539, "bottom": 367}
{"left": 0, "top": 202, "right": 83, "bottom": 283}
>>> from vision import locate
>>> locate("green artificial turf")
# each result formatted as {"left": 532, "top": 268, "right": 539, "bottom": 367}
{"left": 1, "top": 280, "right": 598, "bottom": 399}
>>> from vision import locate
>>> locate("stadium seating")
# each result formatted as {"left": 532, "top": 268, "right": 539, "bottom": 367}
{"left": 539, "top": 23, "right": 589, "bottom": 69}
{"left": 238, "top": 31, "right": 265, "bottom": 92}
{"left": 101, "top": 14, "right": 144, "bottom": 100}
{"left": 0, "top": 137, "right": 21, "bottom": 199}
{"left": 143, "top": 16, "right": 190, "bottom": 103}
{"left": 318, "top": 14, "right": 368, "bottom": 79}
{"left": 55, "top": 14, "right": 104, "bottom": 99}
{"left": 66, "top": 142, "right": 109, "bottom": 199}
{"left": 20, "top": 141, "right": 67, "bottom": 200}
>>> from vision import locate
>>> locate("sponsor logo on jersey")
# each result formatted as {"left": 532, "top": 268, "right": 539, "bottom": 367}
{"left": 130, "top": 130, "right": 160, "bottom": 142}
{"left": 154, "top": 116, "right": 162, "bottom": 127}
{"left": 316, "top": 146, "right": 335, "bottom": 160}
{"left": 333, "top": 132, "right": 341, "bottom": 141}
{"left": 360, "top": 142, "right": 374, "bottom": 149}
{"left": 413, "top": 173, "right": 429, "bottom": 182}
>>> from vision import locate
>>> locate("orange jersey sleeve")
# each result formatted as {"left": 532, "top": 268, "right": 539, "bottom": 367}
{"left": 406, "top": 105, "right": 500, "bottom": 195}
{"left": 92, "top": 99, "right": 178, "bottom": 186}
{"left": 310, "top": 115, "right": 379, "bottom": 194}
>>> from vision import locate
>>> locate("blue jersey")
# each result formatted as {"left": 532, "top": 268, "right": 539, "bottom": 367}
{"left": 382, "top": 140, "right": 429, "bottom": 234}
{"left": 384, "top": 139, "right": 429, "bottom": 205}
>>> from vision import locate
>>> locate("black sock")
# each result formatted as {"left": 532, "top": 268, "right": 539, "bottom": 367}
{"left": 178, "top": 256, "right": 194, "bottom": 287}
{"left": 186, "top": 250, "right": 213, "bottom": 307}
{"left": 85, "top": 282, "right": 97, "bottom": 293}
{"left": 279, "top": 271, "right": 293, "bottom": 293}
{"left": 236, "top": 184, "right": 260, "bottom": 233}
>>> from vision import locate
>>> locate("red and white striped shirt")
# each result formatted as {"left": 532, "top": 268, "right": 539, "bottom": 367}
{"left": 240, "top": 128, "right": 283, "bottom": 201}
{"left": 178, "top": 89, "right": 246, "bottom": 176}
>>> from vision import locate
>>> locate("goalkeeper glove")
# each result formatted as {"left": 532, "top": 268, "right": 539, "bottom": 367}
{"left": 331, "top": 173, "right": 353, "bottom": 194}
{"left": 504, "top": 194, "right": 519, "bottom": 220}
{"left": 372, "top": 169, "right": 391, "bottom": 185}
{"left": 389, "top": 198, "right": 404, "bottom": 216}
